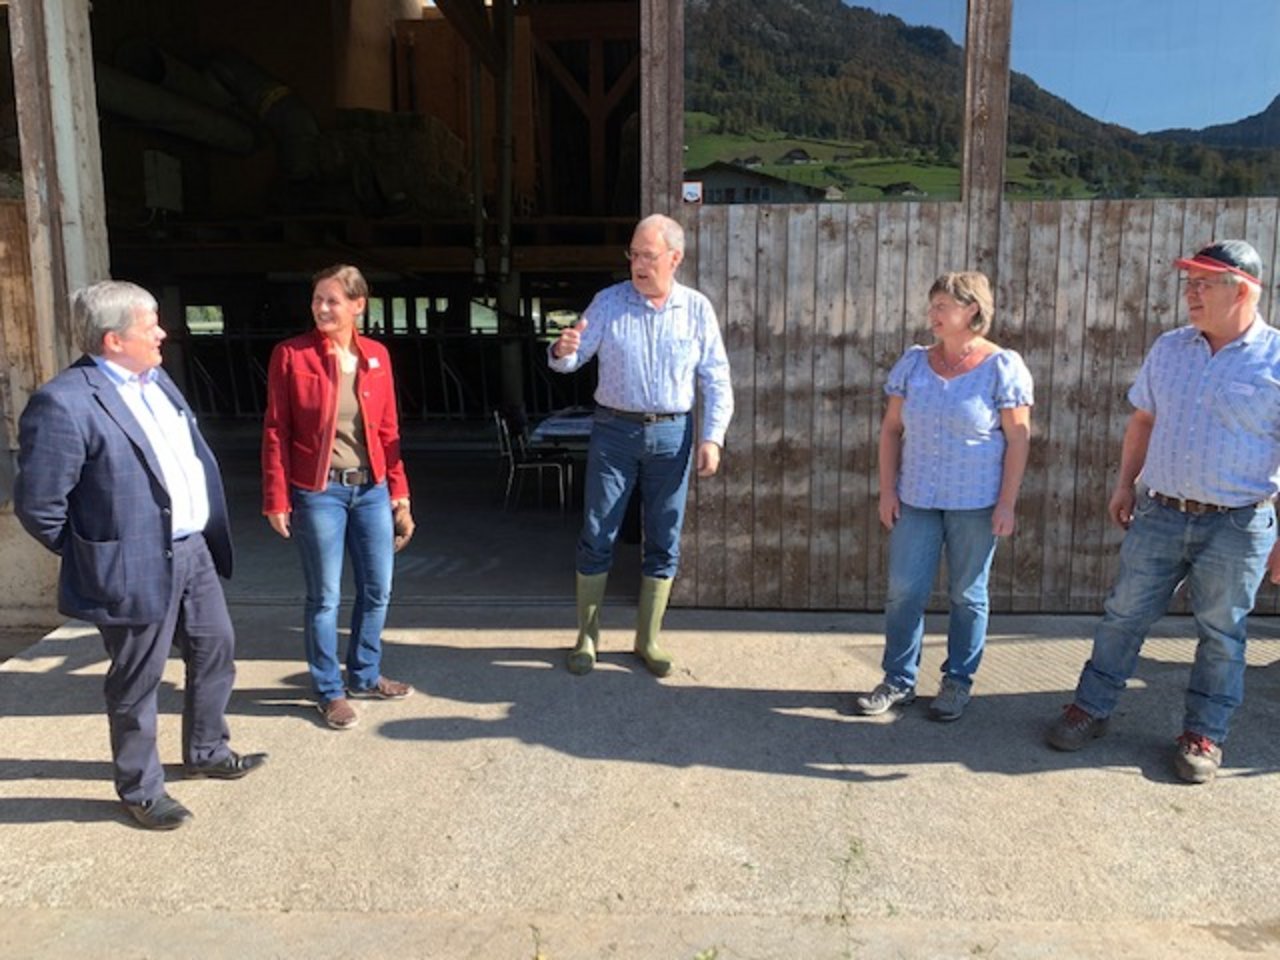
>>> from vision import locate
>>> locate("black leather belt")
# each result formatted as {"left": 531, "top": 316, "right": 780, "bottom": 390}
{"left": 329, "top": 466, "right": 372, "bottom": 486}
{"left": 1151, "top": 491, "right": 1237, "bottom": 514}
{"left": 602, "top": 406, "right": 687, "bottom": 424}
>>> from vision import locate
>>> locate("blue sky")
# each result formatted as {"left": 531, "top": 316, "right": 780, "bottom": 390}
{"left": 852, "top": 1, "right": 1280, "bottom": 133}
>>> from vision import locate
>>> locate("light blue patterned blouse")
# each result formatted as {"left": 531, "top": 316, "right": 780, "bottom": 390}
{"left": 548, "top": 280, "right": 734, "bottom": 446}
{"left": 886, "top": 345, "right": 1034, "bottom": 510}
{"left": 1130, "top": 319, "right": 1280, "bottom": 506}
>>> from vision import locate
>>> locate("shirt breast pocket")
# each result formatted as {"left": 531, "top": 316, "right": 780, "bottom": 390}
{"left": 1214, "top": 378, "right": 1280, "bottom": 437}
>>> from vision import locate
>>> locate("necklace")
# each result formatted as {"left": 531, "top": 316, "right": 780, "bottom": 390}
{"left": 935, "top": 342, "right": 976, "bottom": 373}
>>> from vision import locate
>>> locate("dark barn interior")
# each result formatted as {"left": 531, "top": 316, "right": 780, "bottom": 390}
{"left": 69, "top": 0, "right": 643, "bottom": 429}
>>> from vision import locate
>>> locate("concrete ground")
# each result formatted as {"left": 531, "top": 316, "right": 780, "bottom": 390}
{"left": 1, "top": 433, "right": 1279, "bottom": 958}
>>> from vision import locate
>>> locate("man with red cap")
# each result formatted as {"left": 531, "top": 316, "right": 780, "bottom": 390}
{"left": 1046, "top": 239, "right": 1280, "bottom": 783}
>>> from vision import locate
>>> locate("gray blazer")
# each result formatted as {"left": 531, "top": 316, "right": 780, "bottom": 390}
{"left": 14, "top": 355, "right": 233, "bottom": 625}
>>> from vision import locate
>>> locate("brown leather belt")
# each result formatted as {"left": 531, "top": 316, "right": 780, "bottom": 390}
{"left": 328, "top": 466, "right": 372, "bottom": 486}
{"left": 601, "top": 406, "right": 687, "bottom": 424}
{"left": 1150, "top": 491, "right": 1235, "bottom": 514}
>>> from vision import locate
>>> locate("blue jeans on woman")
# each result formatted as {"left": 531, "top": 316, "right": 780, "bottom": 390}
{"left": 291, "top": 480, "right": 395, "bottom": 703}
{"left": 881, "top": 503, "right": 998, "bottom": 691}
{"left": 1074, "top": 490, "right": 1275, "bottom": 744}
{"left": 577, "top": 410, "right": 694, "bottom": 578}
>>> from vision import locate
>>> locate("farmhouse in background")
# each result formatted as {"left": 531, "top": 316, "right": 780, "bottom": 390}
{"left": 683, "top": 161, "right": 827, "bottom": 204}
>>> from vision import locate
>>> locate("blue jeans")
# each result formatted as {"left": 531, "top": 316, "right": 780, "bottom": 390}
{"left": 577, "top": 410, "right": 694, "bottom": 579}
{"left": 291, "top": 481, "right": 395, "bottom": 702}
{"left": 1075, "top": 489, "right": 1276, "bottom": 743}
{"left": 881, "top": 503, "right": 998, "bottom": 691}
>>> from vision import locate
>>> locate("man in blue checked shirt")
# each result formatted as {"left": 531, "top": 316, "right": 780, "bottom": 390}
{"left": 1047, "top": 240, "right": 1280, "bottom": 784}
{"left": 549, "top": 213, "right": 733, "bottom": 677}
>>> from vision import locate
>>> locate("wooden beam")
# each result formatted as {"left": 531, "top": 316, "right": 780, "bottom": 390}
{"left": 641, "top": 0, "right": 681, "bottom": 215}
{"left": 962, "top": 0, "right": 1013, "bottom": 276}
{"left": 9, "top": 0, "right": 109, "bottom": 377}
{"left": 433, "top": 0, "right": 501, "bottom": 76}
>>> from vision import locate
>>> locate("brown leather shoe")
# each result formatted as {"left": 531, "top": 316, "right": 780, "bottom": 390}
{"left": 319, "top": 697, "right": 359, "bottom": 730}
{"left": 348, "top": 677, "right": 414, "bottom": 700}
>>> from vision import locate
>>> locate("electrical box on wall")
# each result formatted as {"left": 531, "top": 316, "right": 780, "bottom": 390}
{"left": 143, "top": 150, "right": 183, "bottom": 213}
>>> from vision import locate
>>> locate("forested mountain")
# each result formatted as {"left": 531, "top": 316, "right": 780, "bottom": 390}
{"left": 685, "top": 0, "right": 1280, "bottom": 199}
{"left": 1151, "top": 95, "right": 1280, "bottom": 149}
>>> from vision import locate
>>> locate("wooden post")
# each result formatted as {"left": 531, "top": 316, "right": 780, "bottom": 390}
{"left": 640, "top": 0, "right": 681, "bottom": 216}
{"left": 962, "top": 0, "right": 1013, "bottom": 277}
{"left": 2, "top": 0, "right": 108, "bottom": 628}
{"left": 9, "top": 0, "right": 109, "bottom": 377}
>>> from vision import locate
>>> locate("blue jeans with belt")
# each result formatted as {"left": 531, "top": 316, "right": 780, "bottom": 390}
{"left": 577, "top": 409, "right": 694, "bottom": 579}
{"left": 1074, "top": 488, "right": 1276, "bottom": 743}
{"left": 881, "top": 503, "right": 999, "bottom": 691}
{"left": 290, "top": 480, "right": 394, "bottom": 703}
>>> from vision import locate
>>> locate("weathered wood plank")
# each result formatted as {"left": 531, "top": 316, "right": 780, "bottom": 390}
{"left": 998, "top": 200, "right": 1045, "bottom": 611}
{"left": 866, "top": 205, "right": 910, "bottom": 609}
{"left": 752, "top": 207, "right": 787, "bottom": 607}
{"left": 1037, "top": 201, "right": 1089, "bottom": 610}
{"left": 809, "top": 205, "right": 848, "bottom": 608}
{"left": 780, "top": 206, "right": 816, "bottom": 608}
{"left": 1069, "top": 201, "right": 1124, "bottom": 610}
{"left": 962, "top": 0, "right": 1013, "bottom": 277}
{"left": 721, "top": 203, "right": 758, "bottom": 609}
{"left": 690, "top": 205, "right": 728, "bottom": 607}
{"left": 837, "top": 204, "right": 881, "bottom": 610}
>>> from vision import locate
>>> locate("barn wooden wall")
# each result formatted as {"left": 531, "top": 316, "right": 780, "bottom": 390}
{"left": 672, "top": 198, "right": 1280, "bottom": 613}
{"left": 643, "top": 0, "right": 1280, "bottom": 612}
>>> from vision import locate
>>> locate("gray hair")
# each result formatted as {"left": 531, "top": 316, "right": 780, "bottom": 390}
{"left": 635, "top": 213, "right": 685, "bottom": 255}
{"left": 72, "top": 280, "right": 158, "bottom": 355}
{"left": 1221, "top": 271, "right": 1263, "bottom": 304}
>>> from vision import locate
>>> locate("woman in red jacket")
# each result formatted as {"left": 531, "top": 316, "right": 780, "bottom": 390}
{"left": 262, "top": 264, "right": 415, "bottom": 730}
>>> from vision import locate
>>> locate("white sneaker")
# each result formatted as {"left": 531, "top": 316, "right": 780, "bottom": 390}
{"left": 854, "top": 682, "right": 916, "bottom": 716}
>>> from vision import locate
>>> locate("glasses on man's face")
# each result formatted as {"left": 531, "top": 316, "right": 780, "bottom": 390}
{"left": 1183, "top": 276, "right": 1233, "bottom": 294}
{"left": 624, "top": 248, "right": 669, "bottom": 265}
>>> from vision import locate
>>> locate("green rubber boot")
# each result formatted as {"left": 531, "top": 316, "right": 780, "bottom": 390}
{"left": 568, "top": 572, "right": 608, "bottom": 675}
{"left": 634, "top": 575, "right": 675, "bottom": 677}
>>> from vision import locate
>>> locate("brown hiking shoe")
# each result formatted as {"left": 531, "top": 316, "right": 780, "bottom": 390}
{"left": 319, "top": 697, "right": 359, "bottom": 730}
{"left": 1046, "top": 703, "right": 1108, "bottom": 751}
{"left": 349, "top": 676, "right": 414, "bottom": 700}
{"left": 1174, "top": 731, "right": 1222, "bottom": 784}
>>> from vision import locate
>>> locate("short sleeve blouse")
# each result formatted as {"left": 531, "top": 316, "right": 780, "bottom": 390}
{"left": 885, "top": 345, "right": 1034, "bottom": 510}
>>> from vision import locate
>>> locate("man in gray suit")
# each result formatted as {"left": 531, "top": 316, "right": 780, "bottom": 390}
{"left": 14, "top": 280, "right": 266, "bottom": 830}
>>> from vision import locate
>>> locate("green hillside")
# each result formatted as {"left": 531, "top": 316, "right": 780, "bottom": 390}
{"left": 684, "top": 0, "right": 1280, "bottom": 201}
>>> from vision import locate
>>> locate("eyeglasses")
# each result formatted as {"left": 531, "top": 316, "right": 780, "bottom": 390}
{"left": 1183, "top": 277, "right": 1234, "bottom": 294}
{"left": 624, "top": 248, "right": 671, "bottom": 264}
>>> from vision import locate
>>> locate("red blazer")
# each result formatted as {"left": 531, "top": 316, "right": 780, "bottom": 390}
{"left": 261, "top": 329, "right": 409, "bottom": 515}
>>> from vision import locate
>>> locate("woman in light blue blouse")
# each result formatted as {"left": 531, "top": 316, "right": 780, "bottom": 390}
{"left": 855, "top": 271, "right": 1033, "bottom": 722}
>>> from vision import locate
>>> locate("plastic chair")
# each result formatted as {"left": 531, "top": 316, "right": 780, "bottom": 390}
{"left": 494, "top": 410, "right": 574, "bottom": 515}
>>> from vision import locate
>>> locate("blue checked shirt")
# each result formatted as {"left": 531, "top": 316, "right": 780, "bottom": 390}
{"left": 548, "top": 280, "right": 734, "bottom": 445}
{"left": 95, "top": 357, "right": 210, "bottom": 538}
{"left": 1130, "top": 319, "right": 1280, "bottom": 506}
{"left": 887, "top": 346, "right": 1034, "bottom": 510}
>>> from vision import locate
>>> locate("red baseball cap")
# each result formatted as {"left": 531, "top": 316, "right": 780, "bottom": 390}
{"left": 1174, "top": 240, "right": 1262, "bottom": 284}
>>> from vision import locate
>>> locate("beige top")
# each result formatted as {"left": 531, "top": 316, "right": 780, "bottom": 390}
{"left": 328, "top": 362, "right": 370, "bottom": 471}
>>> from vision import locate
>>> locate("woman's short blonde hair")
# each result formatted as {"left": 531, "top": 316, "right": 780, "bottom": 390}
{"left": 929, "top": 271, "right": 993, "bottom": 335}
{"left": 312, "top": 264, "right": 369, "bottom": 301}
